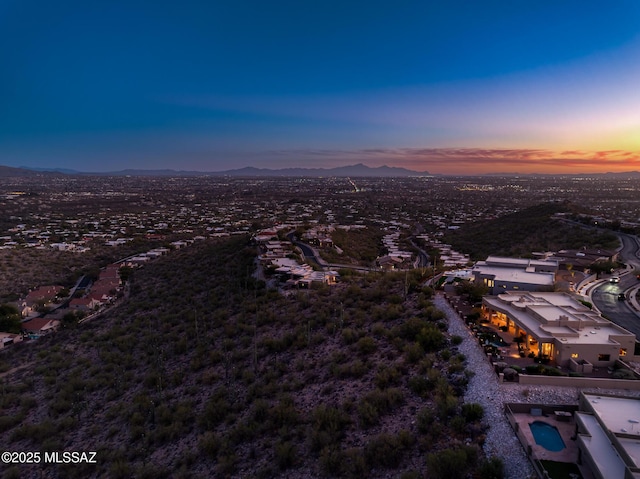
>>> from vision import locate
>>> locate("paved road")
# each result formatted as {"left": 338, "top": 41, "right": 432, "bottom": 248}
{"left": 408, "top": 237, "right": 430, "bottom": 268}
{"left": 592, "top": 280, "right": 640, "bottom": 336}
{"left": 287, "top": 233, "right": 382, "bottom": 273}
{"left": 591, "top": 232, "right": 640, "bottom": 336}
{"left": 619, "top": 232, "right": 640, "bottom": 269}
{"left": 292, "top": 239, "right": 328, "bottom": 267}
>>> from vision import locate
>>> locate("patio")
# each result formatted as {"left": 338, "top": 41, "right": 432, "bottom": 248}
{"left": 508, "top": 407, "right": 596, "bottom": 479}
{"left": 475, "top": 321, "right": 615, "bottom": 379}
{"left": 445, "top": 292, "right": 626, "bottom": 379}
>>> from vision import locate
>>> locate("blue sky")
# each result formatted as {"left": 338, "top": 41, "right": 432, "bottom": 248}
{"left": 1, "top": 0, "right": 639, "bottom": 174}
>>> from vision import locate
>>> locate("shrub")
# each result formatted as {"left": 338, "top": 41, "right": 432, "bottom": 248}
{"left": 309, "top": 405, "right": 350, "bottom": 453}
{"left": 198, "top": 432, "right": 221, "bottom": 459}
{"left": 426, "top": 446, "right": 477, "bottom": 479}
{"left": 319, "top": 446, "right": 344, "bottom": 476}
{"left": 270, "top": 396, "right": 299, "bottom": 428}
{"left": 417, "top": 408, "right": 436, "bottom": 434}
{"left": 199, "top": 388, "right": 231, "bottom": 429}
{"left": 364, "top": 432, "right": 412, "bottom": 468}
{"left": 478, "top": 456, "right": 505, "bottom": 479}
{"left": 357, "top": 336, "right": 377, "bottom": 355}
{"left": 394, "top": 317, "right": 428, "bottom": 341}
{"left": 436, "top": 393, "right": 458, "bottom": 419}
{"left": 374, "top": 366, "right": 401, "bottom": 389}
{"left": 342, "top": 448, "right": 368, "bottom": 478}
{"left": 461, "top": 403, "right": 484, "bottom": 423}
{"left": 525, "top": 364, "right": 543, "bottom": 375}
{"left": 417, "top": 324, "right": 445, "bottom": 352}
{"left": 357, "top": 400, "right": 380, "bottom": 428}
{"left": 0, "top": 413, "right": 24, "bottom": 433}
{"left": 371, "top": 322, "right": 387, "bottom": 338}
{"left": 357, "top": 388, "right": 403, "bottom": 427}
{"left": 216, "top": 451, "right": 238, "bottom": 476}
{"left": 404, "top": 342, "right": 425, "bottom": 363}
{"left": 332, "top": 359, "right": 369, "bottom": 379}
{"left": 341, "top": 328, "right": 358, "bottom": 345}
{"left": 408, "top": 376, "right": 431, "bottom": 397}
{"left": 275, "top": 441, "right": 297, "bottom": 470}
{"left": 450, "top": 415, "right": 466, "bottom": 433}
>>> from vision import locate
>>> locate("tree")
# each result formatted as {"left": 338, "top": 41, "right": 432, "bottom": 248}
{"left": 0, "top": 304, "right": 21, "bottom": 334}
{"left": 566, "top": 263, "right": 574, "bottom": 277}
{"left": 56, "top": 288, "right": 70, "bottom": 300}
{"left": 454, "top": 280, "right": 489, "bottom": 303}
{"left": 588, "top": 260, "right": 615, "bottom": 279}
{"left": 118, "top": 266, "right": 134, "bottom": 283}
{"left": 62, "top": 310, "right": 84, "bottom": 327}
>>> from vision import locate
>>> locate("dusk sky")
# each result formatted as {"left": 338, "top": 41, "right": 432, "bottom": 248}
{"left": 1, "top": 1, "right": 639, "bottom": 174}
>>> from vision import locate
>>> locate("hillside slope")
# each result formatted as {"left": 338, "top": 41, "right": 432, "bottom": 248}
{"left": 0, "top": 237, "right": 491, "bottom": 479}
{"left": 443, "top": 202, "right": 619, "bottom": 260}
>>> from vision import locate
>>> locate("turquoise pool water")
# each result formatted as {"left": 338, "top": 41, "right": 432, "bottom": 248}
{"left": 529, "top": 421, "right": 566, "bottom": 452}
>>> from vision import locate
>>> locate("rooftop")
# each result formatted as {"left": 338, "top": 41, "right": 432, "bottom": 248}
{"left": 483, "top": 292, "right": 634, "bottom": 345}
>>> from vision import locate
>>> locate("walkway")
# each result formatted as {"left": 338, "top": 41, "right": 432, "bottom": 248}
{"left": 434, "top": 294, "right": 534, "bottom": 479}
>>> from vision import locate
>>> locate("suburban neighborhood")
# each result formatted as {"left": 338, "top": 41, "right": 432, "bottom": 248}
{"left": 2, "top": 173, "right": 640, "bottom": 478}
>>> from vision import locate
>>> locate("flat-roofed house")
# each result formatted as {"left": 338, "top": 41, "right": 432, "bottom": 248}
{"left": 472, "top": 256, "right": 558, "bottom": 294}
{"left": 482, "top": 292, "right": 635, "bottom": 367}
{"left": 0, "top": 332, "right": 22, "bottom": 349}
{"left": 576, "top": 392, "right": 640, "bottom": 479}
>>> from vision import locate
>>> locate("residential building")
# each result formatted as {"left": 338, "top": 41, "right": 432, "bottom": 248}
{"left": 25, "top": 285, "right": 63, "bottom": 306}
{"left": 576, "top": 392, "right": 640, "bottom": 479}
{"left": 0, "top": 332, "right": 22, "bottom": 349}
{"left": 548, "top": 248, "right": 619, "bottom": 272}
{"left": 22, "top": 318, "right": 60, "bottom": 337}
{"left": 482, "top": 292, "right": 635, "bottom": 367}
{"left": 472, "top": 256, "right": 558, "bottom": 294}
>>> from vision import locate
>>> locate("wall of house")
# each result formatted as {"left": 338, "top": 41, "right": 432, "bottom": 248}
{"left": 576, "top": 434, "right": 606, "bottom": 479}
{"left": 0, "top": 334, "right": 23, "bottom": 349}
{"left": 518, "top": 375, "right": 640, "bottom": 390}
{"left": 555, "top": 341, "right": 623, "bottom": 367}
{"left": 491, "top": 281, "right": 545, "bottom": 295}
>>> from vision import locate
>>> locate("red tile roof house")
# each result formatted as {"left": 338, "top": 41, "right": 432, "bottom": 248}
{"left": 22, "top": 318, "right": 60, "bottom": 337}
{"left": 69, "top": 297, "right": 101, "bottom": 312}
{"left": 25, "top": 285, "right": 64, "bottom": 307}
{"left": 100, "top": 264, "right": 123, "bottom": 282}
{"left": 87, "top": 289, "right": 112, "bottom": 303}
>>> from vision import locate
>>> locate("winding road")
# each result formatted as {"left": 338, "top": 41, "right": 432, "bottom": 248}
{"left": 591, "top": 232, "right": 640, "bottom": 336}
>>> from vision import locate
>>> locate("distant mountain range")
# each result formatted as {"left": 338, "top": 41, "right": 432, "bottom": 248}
{"left": 3, "top": 164, "right": 640, "bottom": 178}
{"left": 5, "top": 163, "right": 429, "bottom": 178}
{"left": 213, "top": 164, "right": 429, "bottom": 177}
{"left": 0, "top": 165, "right": 63, "bottom": 177}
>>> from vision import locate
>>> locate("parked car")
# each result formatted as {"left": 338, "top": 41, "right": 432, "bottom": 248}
{"left": 618, "top": 293, "right": 626, "bottom": 301}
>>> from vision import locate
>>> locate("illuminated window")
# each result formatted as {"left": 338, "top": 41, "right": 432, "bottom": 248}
{"left": 513, "top": 285, "right": 519, "bottom": 290}
{"left": 571, "top": 353, "right": 578, "bottom": 359}
{"left": 597, "top": 354, "right": 610, "bottom": 362}
{"left": 620, "top": 348, "right": 627, "bottom": 357}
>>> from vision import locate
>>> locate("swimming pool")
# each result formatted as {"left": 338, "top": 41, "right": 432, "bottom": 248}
{"left": 529, "top": 421, "right": 566, "bottom": 452}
